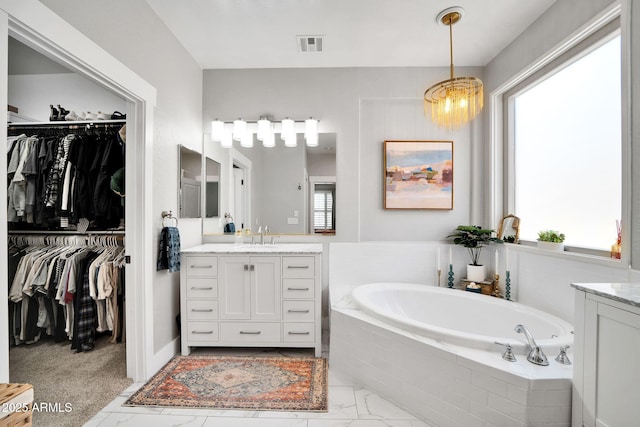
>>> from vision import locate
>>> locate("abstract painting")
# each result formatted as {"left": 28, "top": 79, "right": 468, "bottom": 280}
{"left": 383, "top": 140, "right": 453, "bottom": 209}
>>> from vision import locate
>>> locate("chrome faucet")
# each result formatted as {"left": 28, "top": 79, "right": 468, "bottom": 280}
{"left": 257, "top": 225, "right": 269, "bottom": 245}
{"left": 515, "top": 324, "right": 549, "bottom": 366}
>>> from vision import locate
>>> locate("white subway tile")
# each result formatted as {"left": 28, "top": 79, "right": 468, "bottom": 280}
{"left": 506, "top": 384, "right": 528, "bottom": 405}
{"left": 488, "top": 394, "right": 526, "bottom": 422}
{"left": 470, "top": 400, "right": 507, "bottom": 426}
{"left": 471, "top": 372, "right": 508, "bottom": 397}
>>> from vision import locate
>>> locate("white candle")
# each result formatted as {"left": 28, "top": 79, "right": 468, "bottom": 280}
{"left": 495, "top": 249, "right": 499, "bottom": 271}
{"left": 437, "top": 247, "right": 441, "bottom": 269}
{"left": 449, "top": 247, "right": 453, "bottom": 266}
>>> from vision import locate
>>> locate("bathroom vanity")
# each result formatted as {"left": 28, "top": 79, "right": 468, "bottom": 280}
{"left": 572, "top": 283, "right": 640, "bottom": 427}
{"left": 180, "top": 243, "right": 322, "bottom": 356}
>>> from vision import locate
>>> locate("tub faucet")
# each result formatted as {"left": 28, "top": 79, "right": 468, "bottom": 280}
{"left": 515, "top": 324, "right": 549, "bottom": 366}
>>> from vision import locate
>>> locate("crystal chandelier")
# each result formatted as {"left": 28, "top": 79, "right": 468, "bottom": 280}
{"left": 424, "top": 7, "right": 484, "bottom": 130}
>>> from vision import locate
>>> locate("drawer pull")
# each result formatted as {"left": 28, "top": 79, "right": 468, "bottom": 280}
{"left": 239, "top": 330, "right": 262, "bottom": 335}
{"left": 192, "top": 330, "right": 214, "bottom": 334}
{"left": 288, "top": 309, "right": 310, "bottom": 313}
{"left": 287, "top": 265, "right": 310, "bottom": 269}
{"left": 191, "top": 264, "right": 213, "bottom": 269}
{"left": 191, "top": 286, "right": 214, "bottom": 291}
{"left": 287, "top": 287, "right": 310, "bottom": 291}
{"left": 191, "top": 308, "right": 214, "bottom": 313}
{"left": 288, "top": 331, "right": 311, "bottom": 335}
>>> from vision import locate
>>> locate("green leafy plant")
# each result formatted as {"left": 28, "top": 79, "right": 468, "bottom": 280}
{"left": 447, "top": 225, "right": 503, "bottom": 266}
{"left": 537, "top": 230, "right": 565, "bottom": 243}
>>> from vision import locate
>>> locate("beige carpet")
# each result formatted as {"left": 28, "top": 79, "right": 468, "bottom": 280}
{"left": 9, "top": 334, "right": 131, "bottom": 427}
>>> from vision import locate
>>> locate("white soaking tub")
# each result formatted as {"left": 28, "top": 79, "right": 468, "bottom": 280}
{"left": 351, "top": 283, "right": 574, "bottom": 355}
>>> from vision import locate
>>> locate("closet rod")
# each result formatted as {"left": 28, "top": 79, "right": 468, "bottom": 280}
{"left": 8, "top": 230, "right": 125, "bottom": 236}
{"left": 8, "top": 119, "right": 125, "bottom": 128}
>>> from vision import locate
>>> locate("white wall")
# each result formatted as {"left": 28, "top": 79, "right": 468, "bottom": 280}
{"left": 39, "top": 0, "right": 203, "bottom": 354}
{"left": 8, "top": 72, "right": 126, "bottom": 121}
{"left": 202, "top": 66, "right": 485, "bottom": 243}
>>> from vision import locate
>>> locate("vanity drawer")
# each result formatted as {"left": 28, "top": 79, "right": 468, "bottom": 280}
{"left": 283, "top": 300, "right": 315, "bottom": 322}
{"left": 186, "top": 321, "right": 219, "bottom": 342}
{"left": 282, "top": 257, "right": 315, "bottom": 278}
{"left": 220, "top": 322, "right": 281, "bottom": 342}
{"left": 186, "top": 300, "right": 218, "bottom": 321}
{"left": 283, "top": 323, "right": 315, "bottom": 343}
{"left": 186, "top": 278, "right": 218, "bottom": 298}
{"left": 282, "top": 278, "right": 315, "bottom": 299}
{"left": 185, "top": 256, "right": 218, "bottom": 277}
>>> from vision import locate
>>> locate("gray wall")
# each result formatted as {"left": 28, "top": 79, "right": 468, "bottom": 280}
{"left": 203, "top": 66, "right": 485, "bottom": 243}
{"left": 40, "top": 0, "right": 204, "bottom": 354}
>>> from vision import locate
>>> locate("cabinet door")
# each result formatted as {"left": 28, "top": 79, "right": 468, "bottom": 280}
{"left": 250, "top": 256, "right": 281, "bottom": 320}
{"left": 584, "top": 302, "right": 640, "bottom": 427}
{"left": 218, "top": 256, "right": 250, "bottom": 319}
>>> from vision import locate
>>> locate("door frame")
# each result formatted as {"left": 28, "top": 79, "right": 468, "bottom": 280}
{"left": 0, "top": 1, "right": 156, "bottom": 382}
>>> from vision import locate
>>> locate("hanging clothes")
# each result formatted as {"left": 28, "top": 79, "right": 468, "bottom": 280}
{"left": 7, "top": 235, "right": 126, "bottom": 350}
{"left": 6, "top": 124, "right": 125, "bottom": 231}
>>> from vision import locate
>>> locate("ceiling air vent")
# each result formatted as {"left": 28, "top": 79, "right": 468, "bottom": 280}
{"left": 297, "top": 35, "right": 324, "bottom": 53}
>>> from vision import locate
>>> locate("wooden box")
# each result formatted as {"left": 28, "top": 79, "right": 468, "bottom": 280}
{"left": 0, "top": 383, "right": 33, "bottom": 427}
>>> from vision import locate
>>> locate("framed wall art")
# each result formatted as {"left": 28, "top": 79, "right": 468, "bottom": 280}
{"left": 383, "top": 140, "right": 453, "bottom": 210}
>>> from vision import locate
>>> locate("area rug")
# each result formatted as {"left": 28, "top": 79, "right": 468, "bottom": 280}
{"left": 124, "top": 355, "right": 328, "bottom": 411}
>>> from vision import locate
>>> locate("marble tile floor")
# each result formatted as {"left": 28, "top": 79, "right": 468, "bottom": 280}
{"left": 84, "top": 346, "right": 433, "bottom": 427}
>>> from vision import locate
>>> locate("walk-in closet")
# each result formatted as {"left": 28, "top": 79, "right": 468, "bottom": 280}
{"left": 6, "top": 36, "right": 131, "bottom": 426}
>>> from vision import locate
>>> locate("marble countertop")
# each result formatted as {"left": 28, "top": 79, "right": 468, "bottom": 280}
{"left": 572, "top": 283, "right": 640, "bottom": 308}
{"left": 182, "top": 243, "right": 323, "bottom": 254}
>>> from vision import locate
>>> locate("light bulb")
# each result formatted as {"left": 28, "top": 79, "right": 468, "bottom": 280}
{"left": 211, "top": 119, "right": 224, "bottom": 142}
{"left": 233, "top": 119, "right": 246, "bottom": 141}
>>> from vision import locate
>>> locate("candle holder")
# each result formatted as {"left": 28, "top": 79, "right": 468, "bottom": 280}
{"left": 493, "top": 273, "right": 501, "bottom": 298}
{"left": 447, "top": 264, "right": 454, "bottom": 288}
{"left": 505, "top": 270, "right": 512, "bottom": 301}
{"left": 437, "top": 269, "right": 442, "bottom": 287}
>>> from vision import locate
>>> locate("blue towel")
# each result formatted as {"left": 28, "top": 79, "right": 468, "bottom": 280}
{"left": 157, "top": 226, "right": 181, "bottom": 272}
{"left": 224, "top": 222, "right": 236, "bottom": 233}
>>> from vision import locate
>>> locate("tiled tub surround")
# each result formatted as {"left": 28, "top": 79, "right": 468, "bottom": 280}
{"left": 329, "top": 243, "right": 573, "bottom": 427}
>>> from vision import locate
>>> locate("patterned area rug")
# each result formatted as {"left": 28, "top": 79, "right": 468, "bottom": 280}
{"left": 124, "top": 355, "right": 328, "bottom": 411}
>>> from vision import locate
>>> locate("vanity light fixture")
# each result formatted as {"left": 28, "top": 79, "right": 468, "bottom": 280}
{"left": 304, "top": 117, "right": 319, "bottom": 147}
{"left": 257, "top": 117, "right": 271, "bottom": 141}
{"left": 210, "top": 117, "right": 320, "bottom": 148}
{"left": 211, "top": 119, "right": 224, "bottom": 142}
{"left": 220, "top": 131, "right": 233, "bottom": 148}
{"left": 281, "top": 118, "right": 295, "bottom": 143}
{"left": 424, "top": 6, "right": 484, "bottom": 130}
{"left": 232, "top": 119, "right": 247, "bottom": 141}
{"left": 262, "top": 131, "right": 276, "bottom": 148}
{"left": 240, "top": 130, "right": 253, "bottom": 148}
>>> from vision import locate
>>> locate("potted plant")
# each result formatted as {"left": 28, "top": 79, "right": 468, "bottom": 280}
{"left": 537, "top": 230, "right": 565, "bottom": 252}
{"left": 447, "top": 225, "right": 503, "bottom": 282}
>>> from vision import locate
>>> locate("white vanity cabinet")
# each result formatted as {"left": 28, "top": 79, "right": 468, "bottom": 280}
{"left": 572, "top": 283, "right": 640, "bottom": 427}
{"left": 180, "top": 244, "right": 322, "bottom": 356}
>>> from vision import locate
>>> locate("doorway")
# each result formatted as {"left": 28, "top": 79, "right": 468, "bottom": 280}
{"left": 1, "top": 2, "right": 156, "bottom": 386}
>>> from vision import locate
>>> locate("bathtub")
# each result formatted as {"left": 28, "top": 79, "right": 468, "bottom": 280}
{"left": 330, "top": 281, "right": 574, "bottom": 426}
{"left": 351, "top": 283, "right": 574, "bottom": 354}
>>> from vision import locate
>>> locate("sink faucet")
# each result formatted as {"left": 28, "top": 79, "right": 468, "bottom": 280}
{"left": 515, "top": 324, "right": 549, "bottom": 366}
{"left": 257, "top": 225, "right": 269, "bottom": 245}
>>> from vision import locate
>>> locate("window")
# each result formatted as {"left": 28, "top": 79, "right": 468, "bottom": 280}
{"left": 314, "top": 186, "right": 334, "bottom": 233}
{"left": 508, "top": 34, "right": 621, "bottom": 251}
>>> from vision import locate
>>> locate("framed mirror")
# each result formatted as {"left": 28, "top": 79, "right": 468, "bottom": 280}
{"left": 498, "top": 214, "right": 520, "bottom": 243}
{"left": 178, "top": 145, "right": 202, "bottom": 218}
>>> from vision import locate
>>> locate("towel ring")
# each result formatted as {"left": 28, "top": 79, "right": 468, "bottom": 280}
{"left": 161, "top": 210, "right": 179, "bottom": 227}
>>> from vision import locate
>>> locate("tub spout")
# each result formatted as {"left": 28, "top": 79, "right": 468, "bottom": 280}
{"left": 515, "top": 324, "right": 549, "bottom": 366}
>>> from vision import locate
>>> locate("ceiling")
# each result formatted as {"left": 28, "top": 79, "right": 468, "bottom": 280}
{"left": 145, "top": 0, "right": 557, "bottom": 70}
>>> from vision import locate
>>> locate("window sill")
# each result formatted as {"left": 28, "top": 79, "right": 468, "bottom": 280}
{"left": 506, "top": 242, "right": 628, "bottom": 269}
